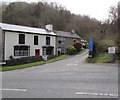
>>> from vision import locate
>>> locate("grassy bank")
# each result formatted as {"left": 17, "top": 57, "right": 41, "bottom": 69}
{"left": 86, "top": 53, "right": 110, "bottom": 63}
{"left": 0, "top": 55, "right": 70, "bottom": 71}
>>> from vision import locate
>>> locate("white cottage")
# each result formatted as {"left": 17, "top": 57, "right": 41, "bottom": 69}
{"left": 0, "top": 23, "right": 56, "bottom": 61}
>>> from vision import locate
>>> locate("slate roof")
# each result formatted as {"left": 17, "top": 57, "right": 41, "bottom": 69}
{"left": 54, "top": 30, "right": 81, "bottom": 39}
{"left": 0, "top": 23, "right": 56, "bottom": 36}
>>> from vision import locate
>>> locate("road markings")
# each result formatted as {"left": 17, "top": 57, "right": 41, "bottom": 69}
{"left": 0, "top": 88, "right": 27, "bottom": 92}
{"left": 75, "top": 92, "right": 118, "bottom": 97}
{"left": 67, "top": 61, "right": 78, "bottom": 66}
{"left": 67, "top": 64, "right": 78, "bottom": 66}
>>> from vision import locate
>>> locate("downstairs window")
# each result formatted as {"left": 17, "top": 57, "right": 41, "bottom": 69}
{"left": 14, "top": 45, "right": 30, "bottom": 56}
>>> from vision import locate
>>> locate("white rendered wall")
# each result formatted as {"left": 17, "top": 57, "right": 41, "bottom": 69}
{"left": 5, "top": 31, "right": 18, "bottom": 60}
{"left": 4, "top": 31, "right": 56, "bottom": 60}
{"left": 51, "top": 36, "right": 56, "bottom": 55}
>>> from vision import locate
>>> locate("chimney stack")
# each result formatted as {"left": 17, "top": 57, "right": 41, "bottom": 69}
{"left": 71, "top": 30, "right": 75, "bottom": 34}
{"left": 45, "top": 24, "right": 53, "bottom": 31}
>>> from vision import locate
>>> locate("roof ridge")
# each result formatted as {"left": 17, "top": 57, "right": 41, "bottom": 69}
{"left": 0, "top": 22, "right": 56, "bottom": 35}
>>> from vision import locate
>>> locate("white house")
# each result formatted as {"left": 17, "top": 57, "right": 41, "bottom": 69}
{"left": 0, "top": 23, "right": 56, "bottom": 61}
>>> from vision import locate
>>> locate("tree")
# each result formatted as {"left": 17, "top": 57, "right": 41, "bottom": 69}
{"left": 109, "top": 5, "right": 118, "bottom": 22}
{"left": 118, "top": 2, "right": 120, "bottom": 60}
{"left": 73, "top": 41, "right": 82, "bottom": 52}
{"left": 2, "top": 1, "right": 101, "bottom": 41}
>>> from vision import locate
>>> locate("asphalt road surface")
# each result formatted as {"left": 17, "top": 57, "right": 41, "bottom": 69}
{"left": 1, "top": 51, "right": 118, "bottom": 98}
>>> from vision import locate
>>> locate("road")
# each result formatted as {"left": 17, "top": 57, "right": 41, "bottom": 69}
{"left": 1, "top": 51, "right": 118, "bottom": 98}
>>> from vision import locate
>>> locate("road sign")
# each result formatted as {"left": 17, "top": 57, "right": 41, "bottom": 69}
{"left": 0, "top": 62, "right": 6, "bottom": 65}
{"left": 89, "top": 38, "right": 93, "bottom": 51}
{"left": 108, "top": 47, "right": 115, "bottom": 54}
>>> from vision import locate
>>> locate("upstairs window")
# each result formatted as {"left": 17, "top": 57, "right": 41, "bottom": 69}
{"left": 46, "top": 37, "right": 50, "bottom": 45}
{"left": 74, "top": 39, "right": 76, "bottom": 43}
{"left": 58, "top": 40, "right": 62, "bottom": 44}
{"left": 34, "top": 36, "right": 38, "bottom": 45}
{"left": 58, "top": 37, "right": 65, "bottom": 44}
{"left": 19, "top": 34, "right": 25, "bottom": 44}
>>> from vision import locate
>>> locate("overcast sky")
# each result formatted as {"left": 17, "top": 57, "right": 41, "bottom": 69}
{"left": 1, "top": 0, "right": 119, "bottom": 21}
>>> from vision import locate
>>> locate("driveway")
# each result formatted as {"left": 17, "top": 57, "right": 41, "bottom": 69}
{"left": 1, "top": 51, "right": 118, "bottom": 98}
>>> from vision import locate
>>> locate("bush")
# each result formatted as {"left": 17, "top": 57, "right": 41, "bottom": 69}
{"left": 66, "top": 45, "right": 77, "bottom": 55}
{"left": 3, "top": 56, "right": 43, "bottom": 66}
{"left": 86, "top": 53, "right": 110, "bottom": 63}
{"left": 94, "top": 39, "right": 116, "bottom": 55}
{"left": 73, "top": 41, "right": 82, "bottom": 52}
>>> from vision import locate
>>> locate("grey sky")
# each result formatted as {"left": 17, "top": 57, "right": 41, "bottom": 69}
{"left": 1, "top": 0, "right": 119, "bottom": 21}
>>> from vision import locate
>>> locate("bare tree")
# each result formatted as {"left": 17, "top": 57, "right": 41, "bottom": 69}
{"left": 109, "top": 5, "right": 118, "bottom": 22}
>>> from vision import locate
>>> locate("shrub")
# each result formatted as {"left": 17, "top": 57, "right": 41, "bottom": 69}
{"left": 3, "top": 56, "right": 43, "bottom": 66}
{"left": 66, "top": 45, "right": 77, "bottom": 55}
{"left": 73, "top": 41, "right": 82, "bottom": 52}
{"left": 94, "top": 39, "right": 116, "bottom": 55}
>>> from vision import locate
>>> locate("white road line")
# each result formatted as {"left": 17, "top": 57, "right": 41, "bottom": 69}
{"left": 67, "top": 64, "right": 78, "bottom": 66}
{"left": 75, "top": 92, "right": 118, "bottom": 97}
{"left": 0, "top": 88, "right": 27, "bottom": 92}
{"left": 67, "top": 61, "right": 78, "bottom": 66}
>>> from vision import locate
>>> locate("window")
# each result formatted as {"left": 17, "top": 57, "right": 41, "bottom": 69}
{"left": 57, "top": 48, "right": 65, "bottom": 55}
{"left": 46, "top": 37, "right": 50, "bottom": 45}
{"left": 42, "top": 46, "right": 54, "bottom": 55}
{"left": 43, "top": 48, "right": 47, "bottom": 55}
{"left": 58, "top": 37, "right": 65, "bottom": 44}
{"left": 74, "top": 39, "right": 76, "bottom": 43}
{"left": 58, "top": 40, "right": 64, "bottom": 44}
{"left": 58, "top": 40, "right": 62, "bottom": 44}
{"left": 19, "top": 34, "right": 25, "bottom": 44}
{"left": 61, "top": 48, "right": 65, "bottom": 54}
{"left": 34, "top": 36, "right": 38, "bottom": 45}
{"left": 14, "top": 46, "right": 30, "bottom": 56}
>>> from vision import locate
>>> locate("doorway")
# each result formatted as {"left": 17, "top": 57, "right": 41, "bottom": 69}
{"left": 35, "top": 49, "right": 40, "bottom": 56}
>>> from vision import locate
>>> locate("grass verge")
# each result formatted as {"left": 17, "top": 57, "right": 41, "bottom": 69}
{"left": 0, "top": 55, "right": 71, "bottom": 71}
{"left": 86, "top": 53, "right": 110, "bottom": 63}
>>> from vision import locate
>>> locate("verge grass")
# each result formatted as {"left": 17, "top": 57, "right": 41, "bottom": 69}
{"left": 0, "top": 55, "right": 70, "bottom": 71}
{"left": 86, "top": 53, "right": 110, "bottom": 63}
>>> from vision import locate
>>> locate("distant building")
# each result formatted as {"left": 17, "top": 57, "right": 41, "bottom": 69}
{"left": 81, "top": 39, "right": 88, "bottom": 49}
{"left": 54, "top": 30, "right": 81, "bottom": 55}
{"left": 0, "top": 23, "right": 56, "bottom": 61}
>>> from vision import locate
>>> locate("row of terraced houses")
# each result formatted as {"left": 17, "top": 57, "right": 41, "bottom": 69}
{"left": 0, "top": 23, "right": 81, "bottom": 61}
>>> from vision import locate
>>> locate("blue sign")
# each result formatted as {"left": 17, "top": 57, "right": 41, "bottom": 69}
{"left": 89, "top": 38, "right": 93, "bottom": 51}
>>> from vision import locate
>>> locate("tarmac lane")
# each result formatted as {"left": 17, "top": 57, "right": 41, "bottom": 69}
{"left": 1, "top": 51, "right": 118, "bottom": 98}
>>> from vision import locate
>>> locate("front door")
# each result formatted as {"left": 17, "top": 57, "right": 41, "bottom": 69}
{"left": 35, "top": 49, "right": 40, "bottom": 56}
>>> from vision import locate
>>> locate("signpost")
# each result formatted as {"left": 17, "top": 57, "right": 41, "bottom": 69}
{"left": 89, "top": 38, "right": 93, "bottom": 51}
{"left": 108, "top": 47, "right": 115, "bottom": 54}
{"left": 108, "top": 47, "right": 116, "bottom": 62}
{"left": 89, "top": 38, "right": 93, "bottom": 58}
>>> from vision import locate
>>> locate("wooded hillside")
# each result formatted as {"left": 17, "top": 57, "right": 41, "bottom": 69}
{"left": 0, "top": 1, "right": 118, "bottom": 44}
